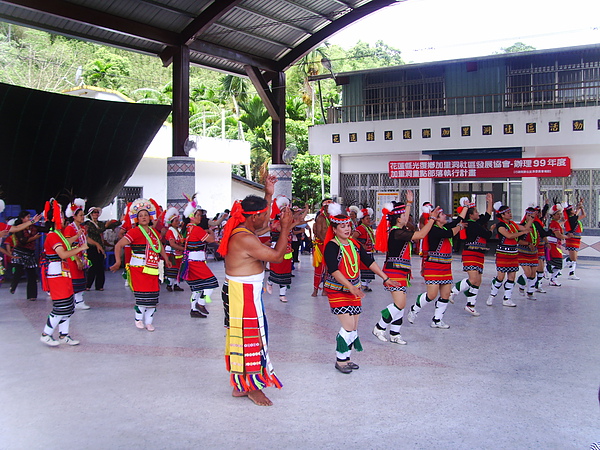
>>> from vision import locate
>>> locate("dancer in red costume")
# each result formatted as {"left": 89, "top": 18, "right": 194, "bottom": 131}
{"left": 110, "top": 199, "right": 171, "bottom": 331}
{"left": 40, "top": 198, "right": 88, "bottom": 347}
{"left": 311, "top": 198, "right": 332, "bottom": 297}
{"left": 64, "top": 198, "right": 91, "bottom": 310}
{"left": 323, "top": 202, "right": 396, "bottom": 373}
{"left": 486, "top": 203, "right": 532, "bottom": 307}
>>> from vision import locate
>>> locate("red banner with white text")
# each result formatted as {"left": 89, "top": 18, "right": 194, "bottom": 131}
{"left": 389, "top": 157, "right": 571, "bottom": 179}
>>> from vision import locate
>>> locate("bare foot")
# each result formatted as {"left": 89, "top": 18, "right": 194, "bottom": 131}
{"left": 311, "top": 289, "right": 318, "bottom": 297}
{"left": 266, "top": 283, "right": 273, "bottom": 294}
{"left": 232, "top": 389, "right": 273, "bottom": 406}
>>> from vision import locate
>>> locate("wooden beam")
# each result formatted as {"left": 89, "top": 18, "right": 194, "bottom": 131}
{"left": 271, "top": 71, "right": 286, "bottom": 165}
{"left": 186, "top": 40, "right": 279, "bottom": 72}
{"left": 3, "top": 0, "right": 179, "bottom": 46}
{"left": 244, "top": 65, "right": 279, "bottom": 122}
{"left": 276, "top": 0, "right": 398, "bottom": 72}
{"left": 172, "top": 46, "right": 190, "bottom": 157}
{"left": 160, "top": 0, "right": 242, "bottom": 66}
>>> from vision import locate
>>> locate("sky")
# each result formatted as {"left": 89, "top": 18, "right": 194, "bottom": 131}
{"left": 328, "top": 0, "right": 600, "bottom": 64}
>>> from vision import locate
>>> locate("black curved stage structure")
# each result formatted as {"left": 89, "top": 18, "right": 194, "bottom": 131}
{"left": 0, "top": 82, "right": 171, "bottom": 211}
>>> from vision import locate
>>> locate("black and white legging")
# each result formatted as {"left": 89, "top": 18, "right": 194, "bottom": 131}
{"left": 43, "top": 296, "right": 75, "bottom": 336}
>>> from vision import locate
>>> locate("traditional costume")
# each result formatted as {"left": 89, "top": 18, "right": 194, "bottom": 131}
{"left": 564, "top": 204, "right": 583, "bottom": 279}
{"left": 323, "top": 203, "right": 375, "bottom": 368}
{"left": 515, "top": 207, "right": 540, "bottom": 299}
{"left": 9, "top": 214, "right": 39, "bottom": 300}
{"left": 219, "top": 200, "right": 282, "bottom": 392}
{"left": 312, "top": 201, "right": 331, "bottom": 294}
{"left": 409, "top": 208, "right": 461, "bottom": 326}
{"left": 64, "top": 198, "right": 90, "bottom": 309}
{"left": 452, "top": 197, "right": 491, "bottom": 312}
{"left": 180, "top": 197, "right": 218, "bottom": 317}
{"left": 547, "top": 204, "right": 565, "bottom": 286}
{"left": 354, "top": 208, "right": 376, "bottom": 291}
{"left": 39, "top": 199, "right": 79, "bottom": 346}
{"left": 267, "top": 196, "right": 293, "bottom": 302}
{"left": 123, "top": 199, "right": 163, "bottom": 330}
{"left": 163, "top": 207, "right": 184, "bottom": 292}
{"left": 373, "top": 202, "right": 414, "bottom": 342}
{"left": 488, "top": 203, "right": 520, "bottom": 306}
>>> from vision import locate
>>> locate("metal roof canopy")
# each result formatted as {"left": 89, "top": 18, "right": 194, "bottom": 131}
{"left": 0, "top": 0, "right": 400, "bottom": 160}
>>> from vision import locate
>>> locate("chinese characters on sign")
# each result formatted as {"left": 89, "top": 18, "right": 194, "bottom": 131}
{"left": 389, "top": 157, "right": 571, "bottom": 179}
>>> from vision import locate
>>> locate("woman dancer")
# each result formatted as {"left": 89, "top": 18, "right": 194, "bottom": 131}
{"left": 40, "top": 199, "right": 88, "bottom": 346}
{"left": 407, "top": 205, "right": 467, "bottom": 329}
{"left": 563, "top": 200, "right": 586, "bottom": 280}
{"left": 352, "top": 207, "right": 376, "bottom": 292}
{"left": 266, "top": 196, "right": 293, "bottom": 302}
{"left": 64, "top": 198, "right": 91, "bottom": 310}
{"left": 10, "top": 210, "right": 42, "bottom": 301}
{"left": 110, "top": 199, "right": 171, "bottom": 331}
{"left": 181, "top": 197, "right": 218, "bottom": 318}
{"left": 450, "top": 194, "right": 493, "bottom": 316}
{"left": 163, "top": 207, "right": 185, "bottom": 292}
{"left": 486, "top": 203, "right": 532, "bottom": 307}
{"left": 85, "top": 206, "right": 106, "bottom": 291}
{"left": 323, "top": 202, "right": 396, "bottom": 374}
{"left": 546, "top": 204, "right": 567, "bottom": 287}
{"left": 372, "top": 191, "right": 439, "bottom": 344}
{"left": 515, "top": 207, "right": 541, "bottom": 300}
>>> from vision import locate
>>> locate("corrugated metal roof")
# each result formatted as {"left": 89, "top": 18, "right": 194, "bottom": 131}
{"left": 0, "top": 0, "right": 401, "bottom": 75}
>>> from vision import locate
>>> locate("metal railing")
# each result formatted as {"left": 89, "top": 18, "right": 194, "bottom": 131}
{"left": 329, "top": 84, "right": 600, "bottom": 123}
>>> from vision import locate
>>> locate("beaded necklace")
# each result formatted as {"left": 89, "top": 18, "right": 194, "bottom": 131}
{"left": 54, "top": 229, "right": 75, "bottom": 261}
{"left": 139, "top": 226, "right": 162, "bottom": 253}
{"left": 334, "top": 236, "right": 359, "bottom": 278}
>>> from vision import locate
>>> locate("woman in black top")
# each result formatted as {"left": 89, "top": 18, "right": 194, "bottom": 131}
{"left": 450, "top": 194, "right": 493, "bottom": 316}
{"left": 372, "top": 191, "right": 439, "bottom": 344}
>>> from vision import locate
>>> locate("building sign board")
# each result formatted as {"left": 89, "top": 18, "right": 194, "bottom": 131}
{"left": 389, "top": 157, "right": 571, "bottom": 179}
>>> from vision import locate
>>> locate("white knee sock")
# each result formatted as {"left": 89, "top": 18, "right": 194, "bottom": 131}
{"left": 145, "top": 307, "right": 156, "bottom": 325}
{"left": 74, "top": 291, "right": 84, "bottom": 304}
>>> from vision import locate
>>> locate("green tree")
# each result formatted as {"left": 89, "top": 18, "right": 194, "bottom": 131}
{"left": 499, "top": 42, "right": 536, "bottom": 53}
{"left": 83, "top": 48, "right": 131, "bottom": 90}
{"left": 291, "top": 153, "right": 330, "bottom": 207}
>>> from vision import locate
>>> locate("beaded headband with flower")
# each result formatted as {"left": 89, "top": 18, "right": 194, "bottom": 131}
{"left": 347, "top": 205, "right": 361, "bottom": 219}
{"left": 129, "top": 198, "right": 156, "bottom": 223}
{"left": 374, "top": 201, "right": 406, "bottom": 252}
{"left": 164, "top": 207, "right": 180, "bottom": 226}
{"left": 360, "top": 207, "right": 373, "bottom": 220}
{"left": 327, "top": 202, "right": 351, "bottom": 225}
{"left": 494, "top": 201, "right": 510, "bottom": 215}
{"left": 65, "top": 198, "right": 86, "bottom": 218}
{"left": 183, "top": 193, "right": 203, "bottom": 219}
{"left": 270, "top": 195, "right": 290, "bottom": 219}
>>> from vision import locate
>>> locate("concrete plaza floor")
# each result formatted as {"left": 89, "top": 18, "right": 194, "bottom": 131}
{"left": 1, "top": 253, "right": 599, "bottom": 449}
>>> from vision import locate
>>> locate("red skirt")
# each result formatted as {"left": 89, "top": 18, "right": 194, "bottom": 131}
{"left": 129, "top": 265, "right": 160, "bottom": 293}
{"left": 537, "top": 243, "right": 546, "bottom": 259}
{"left": 422, "top": 260, "right": 453, "bottom": 284}
{"left": 383, "top": 267, "right": 410, "bottom": 287}
{"left": 187, "top": 260, "right": 216, "bottom": 280}
{"left": 564, "top": 237, "right": 581, "bottom": 250}
{"left": 462, "top": 250, "right": 484, "bottom": 273}
{"left": 325, "top": 289, "right": 362, "bottom": 309}
{"left": 495, "top": 251, "right": 519, "bottom": 272}
{"left": 518, "top": 249, "right": 538, "bottom": 266}
{"left": 47, "top": 276, "right": 74, "bottom": 301}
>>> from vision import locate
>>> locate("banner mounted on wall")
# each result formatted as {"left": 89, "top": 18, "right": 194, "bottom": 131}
{"left": 389, "top": 157, "right": 571, "bottom": 179}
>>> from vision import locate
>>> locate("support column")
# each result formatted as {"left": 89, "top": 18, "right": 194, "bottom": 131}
{"left": 269, "top": 164, "right": 292, "bottom": 202}
{"left": 271, "top": 71, "right": 286, "bottom": 165}
{"left": 167, "top": 157, "right": 195, "bottom": 211}
{"left": 169, "top": 45, "right": 193, "bottom": 212}
{"left": 172, "top": 45, "right": 190, "bottom": 157}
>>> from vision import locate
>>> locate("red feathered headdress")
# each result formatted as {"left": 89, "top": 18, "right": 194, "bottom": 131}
{"left": 217, "top": 200, "right": 268, "bottom": 257}
{"left": 43, "top": 198, "right": 63, "bottom": 230}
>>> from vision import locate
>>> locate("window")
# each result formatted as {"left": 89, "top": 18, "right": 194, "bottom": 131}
{"left": 363, "top": 68, "right": 445, "bottom": 119}
{"left": 507, "top": 57, "right": 600, "bottom": 106}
